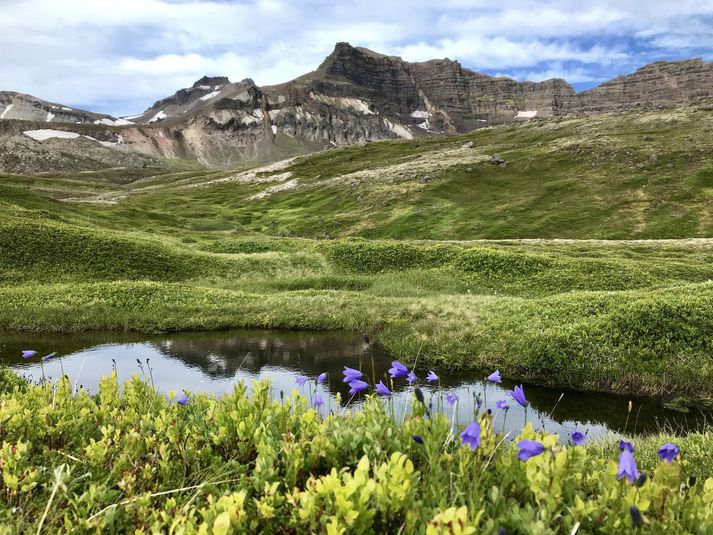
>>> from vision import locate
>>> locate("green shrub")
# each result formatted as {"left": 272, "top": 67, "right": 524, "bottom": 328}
{"left": 452, "top": 247, "right": 553, "bottom": 277}
{"left": 0, "top": 374, "right": 711, "bottom": 532}
{"left": 319, "top": 239, "right": 460, "bottom": 273}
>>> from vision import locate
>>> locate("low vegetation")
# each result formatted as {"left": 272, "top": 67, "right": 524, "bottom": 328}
{"left": 1, "top": 108, "right": 712, "bottom": 405}
{"left": 0, "top": 372, "right": 711, "bottom": 533}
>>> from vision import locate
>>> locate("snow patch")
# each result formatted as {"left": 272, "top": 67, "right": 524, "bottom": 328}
{"left": 271, "top": 125, "right": 278, "bottom": 134}
{"left": 384, "top": 119, "right": 413, "bottom": 139}
{"left": 24, "top": 129, "right": 81, "bottom": 141}
{"left": 0, "top": 104, "right": 14, "bottom": 119}
{"left": 199, "top": 90, "right": 221, "bottom": 101}
{"left": 94, "top": 118, "right": 134, "bottom": 126}
{"left": 149, "top": 110, "right": 167, "bottom": 123}
{"left": 46, "top": 112, "right": 55, "bottom": 122}
{"left": 198, "top": 85, "right": 212, "bottom": 90}
{"left": 515, "top": 110, "right": 538, "bottom": 118}
{"left": 411, "top": 110, "right": 431, "bottom": 119}
{"left": 61, "top": 107, "right": 72, "bottom": 111}
{"left": 23, "top": 129, "right": 124, "bottom": 148}
{"left": 122, "top": 113, "right": 143, "bottom": 120}
{"left": 277, "top": 95, "right": 286, "bottom": 104}
{"left": 268, "top": 109, "right": 280, "bottom": 119}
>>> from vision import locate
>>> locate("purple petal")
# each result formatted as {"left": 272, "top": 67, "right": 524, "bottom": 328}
{"left": 657, "top": 442, "right": 679, "bottom": 463}
{"left": 487, "top": 370, "right": 502, "bottom": 383}
{"left": 517, "top": 440, "right": 546, "bottom": 461}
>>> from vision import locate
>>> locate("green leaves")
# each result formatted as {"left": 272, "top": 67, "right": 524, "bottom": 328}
{"left": 0, "top": 373, "right": 712, "bottom": 532}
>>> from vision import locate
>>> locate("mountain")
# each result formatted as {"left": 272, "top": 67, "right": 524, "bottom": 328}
{"left": 1, "top": 43, "right": 712, "bottom": 174}
{"left": 0, "top": 91, "right": 130, "bottom": 125}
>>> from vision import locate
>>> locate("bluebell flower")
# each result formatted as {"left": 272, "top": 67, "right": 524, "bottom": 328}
{"left": 495, "top": 400, "right": 508, "bottom": 410}
{"left": 343, "top": 366, "right": 363, "bottom": 383}
{"left": 460, "top": 421, "right": 481, "bottom": 451}
{"left": 348, "top": 379, "right": 368, "bottom": 395}
{"left": 517, "top": 440, "right": 545, "bottom": 461}
{"left": 445, "top": 393, "right": 459, "bottom": 406}
{"left": 317, "top": 372, "right": 327, "bottom": 385}
{"left": 618, "top": 448, "right": 639, "bottom": 482}
{"left": 41, "top": 353, "right": 56, "bottom": 362}
{"left": 389, "top": 361, "right": 409, "bottom": 379}
{"left": 177, "top": 394, "right": 189, "bottom": 406}
{"left": 487, "top": 370, "right": 502, "bottom": 383}
{"left": 412, "top": 435, "right": 424, "bottom": 445}
{"left": 571, "top": 431, "right": 586, "bottom": 446}
{"left": 296, "top": 375, "right": 308, "bottom": 387}
{"left": 375, "top": 380, "right": 391, "bottom": 396}
{"left": 21, "top": 350, "right": 37, "bottom": 359}
{"left": 313, "top": 392, "right": 324, "bottom": 408}
{"left": 657, "top": 443, "right": 679, "bottom": 463}
{"left": 407, "top": 371, "right": 417, "bottom": 385}
{"left": 426, "top": 371, "right": 439, "bottom": 383}
{"left": 507, "top": 384, "right": 527, "bottom": 407}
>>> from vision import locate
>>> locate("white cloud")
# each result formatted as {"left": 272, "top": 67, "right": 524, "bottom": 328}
{"left": 0, "top": 0, "right": 711, "bottom": 116}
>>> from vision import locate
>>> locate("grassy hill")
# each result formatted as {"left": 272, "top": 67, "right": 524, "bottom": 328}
{"left": 1, "top": 108, "right": 712, "bottom": 403}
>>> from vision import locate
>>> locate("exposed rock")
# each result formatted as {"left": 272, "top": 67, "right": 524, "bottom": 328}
{"left": 462, "top": 141, "right": 475, "bottom": 149}
{"left": 490, "top": 154, "right": 507, "bottom": 166}
{"left": 2, "top": 43, "right": 713, "bottom": 173}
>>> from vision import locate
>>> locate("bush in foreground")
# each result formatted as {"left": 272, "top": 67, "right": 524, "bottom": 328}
{"left": 0, "top": 373, "right": 712, "bottom": 533}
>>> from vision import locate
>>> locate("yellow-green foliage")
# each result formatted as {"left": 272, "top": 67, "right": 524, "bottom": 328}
{"left": 0, "top": 374, "right": 711, "bottom": 533}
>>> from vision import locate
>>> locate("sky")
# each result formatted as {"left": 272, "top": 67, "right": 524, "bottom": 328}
{"left": 1, "top": 0, "right": 712, "bottom": 117}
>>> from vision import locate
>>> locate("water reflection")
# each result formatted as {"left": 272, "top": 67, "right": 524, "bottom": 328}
{"left": 1, "top": 329, "right": 708, "bottom": 440}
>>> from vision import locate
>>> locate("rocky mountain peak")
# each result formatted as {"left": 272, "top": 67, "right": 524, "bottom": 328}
{"left": 192, "top": 76, "right": 230, "bottom": 88}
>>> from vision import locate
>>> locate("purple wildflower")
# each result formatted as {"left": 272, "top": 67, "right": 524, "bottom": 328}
{"left": 407, "top": 371, "right": 417, "bottom": 385}
{"left": 177, "top": 394, "right": 189, "bottom": 406}
{"left": 620, "top": 440, "right": 635, "bottom": 453}
{"left": 507, "top": 384, "right": 527, "bottom": 407}
{"left": 487, "top": 370, "right": 502, "bottom": 383}
{"left": 348, "top": 379, "right": 368, "bottom": 395}
{"left": 313, "top": 392, "right": 324, "bottom": 408}
{"left": 42, "top": 353, "right": 56, "bottom": 361}
{"left": 617, "top": 447, "right": 639, "bottom": 482}
{"left": 571, "top": 431, "right": 586, "bottom": 446}
{"left": 495, "top": 400, "right": 508, "bottom": 410}
{"left": 445, "top": 393, "right": 459, "bottom": 406}
{"left": 343, "top": 366, "right": 363, "bottom": 383}
{"left": 629, "top": 505, "right": 643, "bottom": 527}
{"left": 517, "top": 440, "right": 546, "bottom": 461}
{"left": 317, "top": 372, "right": 328, "bottom": 384}
{"left": 658, "top": 443, "right": 679, "bottom": 463}
{"left": 296, "top": 375, "right": 308, "bottom": 387}
{"left": 412, "top": 435, "right": 424, "bottom": 445}
{"left": 459, "top": 421, "right": 481, "bottom": 451}
{"left": 21, "top": 350, "right": 37, "bottom": 359}
{"left": 375, "top": 380, "right": 391, "bottom": 396}
{"left": 426, "top": 371, "right": 439, "bottom": 383}
{"left": 389, "top": 361, "right": 409, "bottom": 379}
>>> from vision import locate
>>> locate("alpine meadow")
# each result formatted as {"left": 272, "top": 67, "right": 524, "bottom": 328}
{"left": 1, "top": 4, "right": 713, "bottom": 532}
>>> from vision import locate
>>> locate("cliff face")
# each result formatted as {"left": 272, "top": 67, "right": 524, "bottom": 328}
{"left": 2, "top": 42, "right": 712, "bottom": 173}
{"left": 573, "top": 59, "right": 713, "bottom": 113}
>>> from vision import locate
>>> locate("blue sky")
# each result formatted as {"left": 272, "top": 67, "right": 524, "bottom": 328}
{"left": 1, "top": 0, "right": 712, "bottom": 116}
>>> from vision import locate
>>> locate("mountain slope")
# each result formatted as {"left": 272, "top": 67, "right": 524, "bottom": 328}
{"left": 1, "top": 44, "right": 712, "bottom": 173}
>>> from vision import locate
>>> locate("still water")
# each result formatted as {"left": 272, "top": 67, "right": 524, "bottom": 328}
{"left": 2, "top": 329, "right": 708, "bottom": 440}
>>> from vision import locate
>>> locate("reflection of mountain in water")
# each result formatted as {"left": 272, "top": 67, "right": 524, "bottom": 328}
{"left": 3, "top": 329, "right": 709, "bottom": 435}
{"left": 149, "top": 330, "right": 378, "bottom": 379}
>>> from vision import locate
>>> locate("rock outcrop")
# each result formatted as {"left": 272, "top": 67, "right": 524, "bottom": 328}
{"left": 1, "top": 43, "right": 712, "bottom": 173}
{"left": 573, "top": 59, "right": 713, "bottom": 113}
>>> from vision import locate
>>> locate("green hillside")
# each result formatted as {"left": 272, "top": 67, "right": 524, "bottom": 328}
{"left": 1, "top": 108, "right": 712, "bottom": 403}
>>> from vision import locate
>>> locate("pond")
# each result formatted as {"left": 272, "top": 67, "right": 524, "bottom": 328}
{"left": 2, "top": 329, "right": 708, "bottom": 440}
